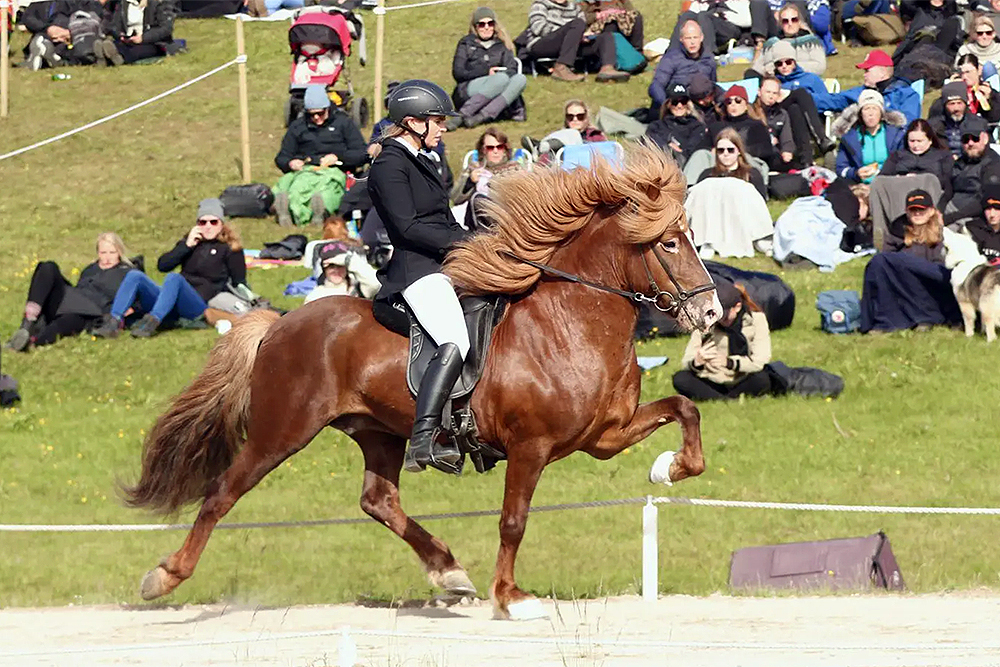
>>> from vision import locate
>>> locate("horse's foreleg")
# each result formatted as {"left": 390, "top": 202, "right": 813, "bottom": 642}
{"left": 490, "top": 447, "right": 548, "bottom": 621}
{"left": 586, "top": 395, "right": 705, "bottom": 484}
{"left": 355, "top": 431, "right": 475, "bottom": 597}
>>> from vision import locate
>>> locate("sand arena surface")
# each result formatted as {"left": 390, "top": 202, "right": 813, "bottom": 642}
{"left": 2, "top": 593, "right": 999, "bottom": 666}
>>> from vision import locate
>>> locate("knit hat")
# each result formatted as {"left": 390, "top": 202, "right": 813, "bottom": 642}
{"left": 688, "top": 73, "right": 715, "bottom": 100}
{"left": 857, "top": 88, "right": 884, "bottom": 112}
{"left": 197, "top": 198, "right": 226, "bottom": 222}
{"left": 770, "top": 40, "right": 796, "bottom": 64}
{"left": 303, "top": 84, "right": 331, "bottom": 111}
{"left": 472, "top": 6, "right": 496, "bottom": 23}
{"left": 723, "top": 84, "right": 748, "bottom": 101}
{"left": 941, "top": 80, "right": 966, "bottom": 104}
{"left": 974, "top": 15, "right": 995, "bottom": 33}
{"left": 715, "top": 278, "right": 741, "bottom": 310}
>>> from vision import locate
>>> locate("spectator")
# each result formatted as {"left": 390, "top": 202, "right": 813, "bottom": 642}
{"left": 840, "top": 0, "right": 894, "bottom": 45}
{"left": 644, "top": 83, "right": 710, "bottom": 166}
{"left": 946, "top": 128, "right": 1000, "bottom": 226}
{"left": 880, "top": 118, "right": 954, "bottom": 209}
{"left": 689, "top": 73, "right": 724, "bottom": 125}
{"left": 581, "top": 0, "right": 643, "bottom": 51}
{"left": 929, "top": 81, "right": 992, "bottom": 157}
{"left": 4, "top": 232, "right": 134, "bottom": 351}
{"left": 821, "top": 49, "right": 922, "bottom": 124}
{"left": 649, "top": 20, "right": 716, "bottom": 112}
{"left": 23, "top": 0, "right": 109, "bottom": 70}
{"left": 697, "top": 127, "right": 767, "bottom": 199}
{"left": 521, "top": 0, "right": 629, "bottom": 83}
{"left": 825, "top": 179, "right": 875, "bottom": 251}
{"left": 956, "top": 16, "right": 1000, "bottom": 75}
{"left": 452, "top": 127, "right": 522, "bottom": 204}
{"left": 754, "top": 76, "right": 797, "bottom": 169}
{"left": 965, "top": 185, "right": 1000, "bottom": 261}
{"left": 521, "top": 99, "right": 606, "bottom": 162}
{"left": 92, "top": 199, "right": 248, "bottom": 339}
{"left": 860, "top": 188, "right": 961, "bottom": 332}
{"left": 770, "top": 46, "right": 837, "bottom": 157}
{"left": 750, "top": 3, "right": 827, "bottom": 76}
{"left": 274, "top": 84, "right": 367, "bottom": 227}
{"left": 305, "top": 239, "right": 380, "bottom": 303}
{"left": 955, "top": 54, "right": 1000, "bottom": 123}
{"left": 448, "top": 7, "right": 527, "bottom": 130}
{"left": 833, "top": 89, "right": 906, "bottom": 183}
{"left": 801, "top": 0, "right": 836, "bottom": 55}
{"left": 895, "top": 0, "right": 962, "bottom": 60}
{"left": 93, "top": 0, "right": 175, "bottom": 66}
{"left": 672, "top": 278, "right": 772, "bottom": 401}
{"left": 709, "top": 84, "right": 776, "bottom": 164}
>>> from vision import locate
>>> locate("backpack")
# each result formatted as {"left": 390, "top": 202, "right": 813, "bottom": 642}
{"left": 815, "top": 290, "right": 861, "bottom": 334}
{"left": 613, "top": 33, "right": 646, "bottom": 74}
{"left": 850, "top": 14, "right": 906, "bottom": 46}
{"left": 220, "top": 183, "right": 275, "bottom": 218}
{"left": 67, "top": 10, "right": 101, "bottom": 64}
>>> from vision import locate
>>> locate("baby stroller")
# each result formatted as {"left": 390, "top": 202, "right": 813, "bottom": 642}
{"left": 285, "top": 7, "right": 369, "bottom": 129}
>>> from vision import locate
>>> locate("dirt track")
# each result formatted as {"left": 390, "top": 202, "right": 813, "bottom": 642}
{"left": 2, "top": 594, "right": 999, "bottom": 667}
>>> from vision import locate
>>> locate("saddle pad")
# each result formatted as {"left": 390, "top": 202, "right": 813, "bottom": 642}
{"left": 407, "top": 295, "right": 506, "bottom": 401}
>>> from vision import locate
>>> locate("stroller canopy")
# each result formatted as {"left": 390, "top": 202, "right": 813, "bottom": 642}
{"left": 289, "top": 12, "right": 352, "bottom": 57}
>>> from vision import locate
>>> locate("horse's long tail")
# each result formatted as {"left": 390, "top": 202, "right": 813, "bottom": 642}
{"left": 122, "top": 310, "right": 281, "bottom": 515}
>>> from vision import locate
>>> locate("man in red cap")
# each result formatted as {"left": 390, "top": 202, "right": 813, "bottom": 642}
{"left": 818, "top": 49, "right": 921, "bottom": 123}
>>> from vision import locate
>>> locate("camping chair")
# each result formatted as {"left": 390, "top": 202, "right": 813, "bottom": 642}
{"left": 461, "top": 147, "right": 533, "bottom": 171}
{"left": 823, "top": 77, "right": 841, "bottom": 137}
{"left": 717, "top": 77, "right": 760, "bottom": 103}
{"left": 556, "top": 141, "right": 625, "bottom": 170}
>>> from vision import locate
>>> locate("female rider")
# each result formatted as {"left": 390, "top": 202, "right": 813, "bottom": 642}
{"left": 368, "top": 80, "right": 471, "bottom": 475}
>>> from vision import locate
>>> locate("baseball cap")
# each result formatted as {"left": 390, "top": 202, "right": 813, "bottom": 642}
{"left": 319, "top": 240, "right": 353, "bottom": 266}
{"left": 905, "top": 189, "right": 932, "bottom": 210}
{"left": 668, "top": 83, "right": 689, "bottom": 101}
{"left": 982, "top": 184, "right": 1000, "bottom": 209}
{"left": 856, "top": 49, "right": 893, "bottom": 69}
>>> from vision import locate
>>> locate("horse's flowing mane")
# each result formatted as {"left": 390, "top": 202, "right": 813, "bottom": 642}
{"left": 444, "top": 142, "right": 688, "bottom": 295}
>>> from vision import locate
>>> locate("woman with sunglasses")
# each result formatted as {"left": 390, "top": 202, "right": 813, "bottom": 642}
{"left": 956, "top": 16, "right": 1000, "bottom": 77}
{"left": 452, "top": 127, "right": 521, "bottom": 205}
{"left": 645, "top": 83, "right": 709, "bottom": 166}
{"left": 750, "top": 3, "right": 827, "bottom": 76}
{"left": 92, "top": 199, "right": 248, "bottom": 339}
{"left": 368, "top": 80, "right": 471, "bottom": 475}
{"left": 697, "top": 128, "right": 767, "bottom": 200}
{"left": 449, "top": 7, "right": 527, "bottom": 130}
{"left": 521, "top": 100, "right": 606, "bottom": 164}
{"left": 710, "top": 85, "right": 776, "bottom": 165}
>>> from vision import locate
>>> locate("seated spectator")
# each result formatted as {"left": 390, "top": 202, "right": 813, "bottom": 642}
{"left": 698, "top": 127, "right": 767, "bottom": 200}
{"left": 92, "top": 200, "right": 248, "bottom": 338}
{"left": 929, "top": 81, "right": 992, "bottom": 157}
{"left": 448, "top": 7, "right": 528, "bottom": 130}
{"left": 750, "top": 3, "right": 827, "bottom": 76}
{"left": 946, "top": 128, "right": 1000, "bottom": 226}
{"left": 754, "top": 76, "right": 797, "bottom": 170}
{"left": 879, "top": 118, "right": 954, "bottom": 209}
{"left": 956, "top": 16, "right": 1000, "bottom": 75}
{"left": 799, "top": 0, "right": 836, "bottom": 56}
{"left": 860, "top": 188, "right": 961, "bottom": 332}
{"left": 825, "top": 179, "right": 875, "bottom": 251}
{"left": 21, "top": 0, "right": 68, "bottom": 70}
{"left": 832, "top": 89, "right": 906, "bottom": 183}
{"left": 965, "top": 185, "right": 1000, "bottom": 261}
{"left": 520, "top": 0, "right": 629, "bottom": 83}
{"left": 840, "top": 0, "right": 894, "bottom": 45}
{"left": 688, "top": 73, "right": 724, "bottom": 125}
{"left": 581, "top": 0, "right": 643, "bottom": 51}
{"left": 305, "top": 239, "right": 380, "bottom": 303}
{"left": 672, "top": 278, "right": 772, "bottom": 401}
{"left": 956, "top": 54, "right": 1000, "bottom": 123}
{"left": 274, "top": 85, "right": 367, "bottom": 227}
{"left": 452, "top": 127, "right": 522, "bottom": 204}
{"left": 645, "top": 83, "right": 710, "bottom": 166}
{"left": 770, "top": 48, "right": 837, "bottom": 157}
{"left": 521, "top": 99, "right": 606, "bottom": 161}
{"left": 649, "top": 20, "right": 716, "bottom": 113}
{"left": 821, "top": 50, "right": 922, "bottom": 124}
{"left": 709, "top": 85, "right": 776, "bottom": 164}
{"left": 4, "top": 232, "right": 133, "bottom": 351}
{"left": 93, "top": 0, "right": 175, "bottom": 66}
{"left": 893, "top": 0, "right": 962, "bottom": 63}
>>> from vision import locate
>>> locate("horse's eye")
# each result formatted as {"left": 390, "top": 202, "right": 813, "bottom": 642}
{"left": 660, "top": 239, "right": 679, "bottom": 253}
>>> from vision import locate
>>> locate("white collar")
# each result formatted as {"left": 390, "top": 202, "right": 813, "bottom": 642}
{"left": 393, "top": 136, "right": 419, "bottom": 157}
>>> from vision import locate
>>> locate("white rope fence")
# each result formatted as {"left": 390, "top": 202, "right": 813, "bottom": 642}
{"left": 0, "top": 58, "right": 240, "bottom": 161}
{"left": 380, "top": 0, "right": 479, "bottom": 11}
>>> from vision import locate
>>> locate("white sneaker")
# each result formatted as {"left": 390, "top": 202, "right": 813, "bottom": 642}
{"left": 754, "top": 237, "right": 773, "bottom": 257}
{"left": 27, "top": 35, "right": 45, "bottom": 71}
{"left": 698, "top": 244, "right": 715, "bottom": 260}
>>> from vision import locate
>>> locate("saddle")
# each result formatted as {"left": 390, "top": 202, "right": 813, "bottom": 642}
{"left": 373, "top": 294, "right": 508, "bottom": 473}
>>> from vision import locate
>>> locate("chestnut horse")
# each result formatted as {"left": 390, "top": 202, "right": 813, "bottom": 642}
{"left": 126, "top": 144, "right": 721, "bottom": 620}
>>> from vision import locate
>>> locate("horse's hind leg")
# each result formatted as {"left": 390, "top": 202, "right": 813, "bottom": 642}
{"left": 355, "top": 430, "right": 475, "bottom": 596}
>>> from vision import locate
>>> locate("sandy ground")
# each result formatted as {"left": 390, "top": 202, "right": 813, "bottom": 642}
{"left": 2, "top": 594, "right": 1000, "bottom": 667}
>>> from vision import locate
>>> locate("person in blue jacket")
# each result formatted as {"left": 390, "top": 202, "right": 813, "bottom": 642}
{"left": 648, "top": 19, "right": 716, "bottom": 113}
{"left": 820, "top": 49, "right": 922, "bottom": 124}
{"left": 833, "top": 89, "right": 906, "bottom": 183}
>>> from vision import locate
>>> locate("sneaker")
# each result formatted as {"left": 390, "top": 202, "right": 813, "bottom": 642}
{"left": 4, "top": 328, "right": 31, "bottom": 352}
{"left": 27, "top": 35, "right": 47, "bottom": 71}
{"left": 754, "top": 237, "right": 774, "bottom": 257}
{"left": 130, "top": 314, "right": 161, "bottom": 338}
{"left": 91, "top": 314, "right": 124, "bottom": 339}
{"left": 698, "top": 244, "right": 715, "bottom": 260}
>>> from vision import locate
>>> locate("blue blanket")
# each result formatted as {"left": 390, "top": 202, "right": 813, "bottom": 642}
{"left": 772, "top": 196, "right": 873, "bottom": 272}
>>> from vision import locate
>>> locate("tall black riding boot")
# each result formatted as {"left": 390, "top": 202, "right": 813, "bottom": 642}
{"left": 404, "top": 342, "right": 464, "bottom": 474}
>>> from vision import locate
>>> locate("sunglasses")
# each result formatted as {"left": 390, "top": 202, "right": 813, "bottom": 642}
{"left": 565, "top": 112, "right": 588, "bottom": 121}
{"left": 775, "top": 58, "right": 796, "bottom": 67}
{"left": 307, "top": 109, "right": 328, "bottom": 117}
{"left": 477, "top": 19, "right": 495, "bottom": 27}
{"left": 986, "top": 204, "right": 1000, "bottom": 211}
{"left": 716, "top": 145, "right": 738, "bottom": 154}
{"left": 483, "top": 143, "right": 507, "bottom": 151}
{"left": 725, "top": 97, "right": 745, "bottom": 105}
{"left": 781, "top": 16, "right": 800, "bottom": 24}
{"left": 197, "top": 218, "right": 222, "bottom": 226}
{"left": 978, "top": 29, "right": 995, "bottom": 35}
{"left": 669, "top": 97, "right": 690, "bottom": 105}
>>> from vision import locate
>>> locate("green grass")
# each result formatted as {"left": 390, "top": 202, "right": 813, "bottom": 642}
{"left": 3, "top": 1, "right": 999, "bottom": 610}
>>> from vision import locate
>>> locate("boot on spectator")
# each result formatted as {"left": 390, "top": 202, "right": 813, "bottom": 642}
{"left": 309, "top": 193, "right": 327, "bottom": 226}
{"left": 446, "top": 94, "right": 489, "bottom": 131}
{"left": 595, "top": 64, "right": 630, "bottom": 83}
{"left": 464, "top": 96, "right": 509, "bottom": 128}
{"left": 274, "top": 192, "right": 294, "bottom": 227}
{"left": 550, "top": 62, "right": 584, "bottom": 82}
{"left": 92, "top": 314, "right": 124, "bottom": 338}
{"left": 94, "top": 37, "right": 124, "bottom": 67}
{"left": 130, "top": 314, "right": 161, "bottom": 338}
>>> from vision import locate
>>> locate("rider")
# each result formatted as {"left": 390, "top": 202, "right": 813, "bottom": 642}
{"left": 368, "top": 80, "right": 471, "bottom": 475}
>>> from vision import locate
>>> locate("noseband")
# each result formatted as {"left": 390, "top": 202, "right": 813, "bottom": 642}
{"left": 506, "top": 243, "right": 716, "bottom": 316}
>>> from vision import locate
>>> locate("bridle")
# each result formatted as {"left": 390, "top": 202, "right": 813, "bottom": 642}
{"left": 507, "top": 242, "right": 717, "bottom": 315}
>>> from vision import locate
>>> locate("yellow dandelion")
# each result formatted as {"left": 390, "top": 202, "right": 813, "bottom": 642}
{"left": 76, "top": 453, "right": 83, "bottom": 459}
{"left": 80, "top": 496, "right": 87, "bottom": 504}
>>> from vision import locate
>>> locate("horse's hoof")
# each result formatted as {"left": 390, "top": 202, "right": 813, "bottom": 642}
{"left": 140, "top": 565, "right": 177, "bottom": 601}
{"left": 505, "top": 597, "right": 548, "bottom": 621}
{"left": 429, "top": 567, "right": 477, "bottom": 597}
{"left": 648, "top": 450, "right": 677, "bottom": 486}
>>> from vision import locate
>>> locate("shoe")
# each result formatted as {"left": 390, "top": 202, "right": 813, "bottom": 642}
{"left": 92, "top": 314, "right": 124, "bottom": 338}
{"left": 698, "top": 244, "right": 715, "bottom": 260}
{"left": 451, "top": 94, "right": 489, "bottom": 130}
{"left": 595, "top": 65, "right": 630, "bottom": 83}
{"left": 549, "top": 62, "right": 584, "bottom": 82}
{"left": 274, "top": 191, "right": 294, "bottom": 227}
{"left": 754, "top": 237, "right": 774, "bottom": 257}
{"left": 817, "top": 137, "right": 837, "bottom": 155}
{"left": 27, "top": 35, "right": 50, "bottom": 71}
{"left": 444, "top": 115, "right": 464, "bottom": 132}
{"left": 4, "top": 328, "right": 31, "bottom": 352}
{"left": 309, "top": 193, "right": 327, "bottom": 226}
{"left": 130, "top": 314, "right": 161, "bottom": 338}
{"left": 403, "top": 342, "right": 464, "bottom": 475}
{"left": 463, "top": 96, "right": 509, "bottom": 128}
{"left": 96, "top": 37, "right": 124, "bottom": 67}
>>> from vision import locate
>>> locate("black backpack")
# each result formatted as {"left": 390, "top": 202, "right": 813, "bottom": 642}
{"left": 220, "top": 183, "right": 275, "bottom": 219}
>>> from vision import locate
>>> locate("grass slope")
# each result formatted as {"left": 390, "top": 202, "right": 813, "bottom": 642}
{"left": 1, "top": 1, "right": 999, "bottom": 608}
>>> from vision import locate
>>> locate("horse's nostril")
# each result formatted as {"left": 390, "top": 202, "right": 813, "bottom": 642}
{"left": 705, "top": 309, "right": 717, "bottom": 321}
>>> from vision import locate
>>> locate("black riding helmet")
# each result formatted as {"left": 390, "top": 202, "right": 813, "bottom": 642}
{"left": 387, "top": 79, "right": 458, "bottom": 149}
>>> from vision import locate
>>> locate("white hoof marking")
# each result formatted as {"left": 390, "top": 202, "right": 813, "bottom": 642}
{"left": 648, "top": 450, "right": 677, "bottom": 486}
{"left": 506, "top": 598, "right": 548, "bottom": 621}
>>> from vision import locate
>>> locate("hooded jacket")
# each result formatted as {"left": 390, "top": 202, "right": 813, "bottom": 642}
{"left": 965, "top": 216, "right": 1000, "bottom": 259}
{"left": 832, "top": 105, "right": 907, "bottom": 181}
{"left": 776, "top": 65, "right": 836, "bottom": 108}
{"left": 275, "top": 108, "right": 368, "bottom": 173}
{"left": 822, "top": 76, "right": 922, "bottom": 124}
{"left": 649, "top": 46, "right": 717, "bottom": 111}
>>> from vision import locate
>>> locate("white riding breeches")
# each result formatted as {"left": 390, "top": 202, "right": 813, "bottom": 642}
{"left": 402, "top": 273, "right": 471, "bottom": 359}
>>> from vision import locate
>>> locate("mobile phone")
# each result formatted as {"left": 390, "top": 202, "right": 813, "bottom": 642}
{"left": 493, "top": 66, "right": 508, "bottom": 71}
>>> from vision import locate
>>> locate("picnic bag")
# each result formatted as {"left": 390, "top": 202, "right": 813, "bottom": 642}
{"left": 220, "top": 183, "right": 275, "bottom": 219}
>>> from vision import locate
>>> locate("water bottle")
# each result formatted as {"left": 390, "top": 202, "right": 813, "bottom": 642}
{"left": 347, "top": 209, "right": 362, "bottom": 240}
{"left": 51, "top": 73, "right": 71, "bottom": 81}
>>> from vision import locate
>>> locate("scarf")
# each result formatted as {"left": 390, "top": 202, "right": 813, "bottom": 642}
{"left": 719, "top": 307, "right": 750, "bottom": 357}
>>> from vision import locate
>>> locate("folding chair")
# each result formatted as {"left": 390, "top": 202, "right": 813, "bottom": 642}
{"left": 461, "top": 148, "right": 533, "bottom": 171}
{"left": 555, "top": 142, "right": 625, "bottom": 170}
{"left": 717, "top": 77, "right": 760, "bottom": 103}
{"left": 823, "top": 77, "right": 841, "bottom": 138}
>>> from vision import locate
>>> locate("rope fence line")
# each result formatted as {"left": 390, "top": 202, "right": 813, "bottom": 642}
{"left": 381, "top": 0, "right": 478, "bottom": 11}
{"left": 4, "top": 495, "right": 1000, "bottom": 533}
{"left": 0, "top": 58, "right": 239, "bottom": 162}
